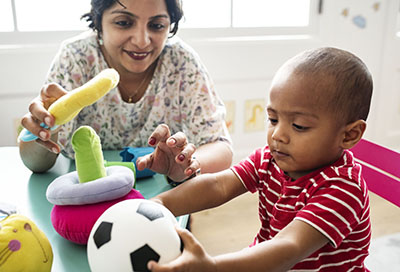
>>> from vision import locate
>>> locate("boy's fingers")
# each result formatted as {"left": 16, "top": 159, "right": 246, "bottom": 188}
{"left": 148, "top": 228, "right": 197, "bottom": 272}
{"left": 175, "top": 227, "right": 196, "bottom": 248}
{"left": 148, "top": 252, "right": 183, "bottom": 272}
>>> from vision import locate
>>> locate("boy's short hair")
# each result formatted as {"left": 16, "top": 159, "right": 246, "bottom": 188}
{"left": 290, "top": 47, "right": 373, "bottom": 124}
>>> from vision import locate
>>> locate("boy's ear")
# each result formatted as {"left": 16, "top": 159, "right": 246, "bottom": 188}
{"left": 340, "top": 120, "right": 367, "bottom": 149}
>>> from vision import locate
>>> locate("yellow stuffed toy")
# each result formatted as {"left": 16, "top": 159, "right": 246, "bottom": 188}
{"left": 0, "top": 214, "right": 53, "bottom": 272}
{"left": 19, "top": 68, "right": 120, "bottom": 142}
{"left": 48, "top": 68, "right": 120, "bottom": 125}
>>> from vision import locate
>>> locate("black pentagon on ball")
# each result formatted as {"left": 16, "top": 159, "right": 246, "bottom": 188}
{"left": 130, "top": 244, "right": 160, "bottom": 272}
{"left": 93, "top": 221, "right": 113, "bottom": 249}
{"left": 136, "top": 202, "right": 164, "bottom": 221}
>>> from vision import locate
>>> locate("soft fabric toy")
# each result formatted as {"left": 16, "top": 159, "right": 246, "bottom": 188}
{"left": 19, "top": 68, "right": 120, "bottom": 142}
{"left": 47, "top": 126, "right": 135, "bottom": 205}
{"left": 72, "top": 125, "right": 107, "bottom": 183}
{"left": 51, "top": 190, "right": 144, "bottom": 245}
{"left": 0, "top": 214, "right": 53, "bottom": 272}
{"left": 46, "top": 126, "right": 144, "bottom": 245}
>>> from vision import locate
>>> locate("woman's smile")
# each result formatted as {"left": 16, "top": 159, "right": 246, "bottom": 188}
{"left": 124, "top": 50, "right": 150, "bottom": 60}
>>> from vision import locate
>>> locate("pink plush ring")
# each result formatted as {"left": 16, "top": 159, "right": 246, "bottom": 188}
{"left": 51, "top": 189, "right": 144, "bottom": 244}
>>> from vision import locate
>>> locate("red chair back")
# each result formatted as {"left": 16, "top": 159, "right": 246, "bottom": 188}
{"left": 350, "top": 139, "right": 400, "bottom": 207}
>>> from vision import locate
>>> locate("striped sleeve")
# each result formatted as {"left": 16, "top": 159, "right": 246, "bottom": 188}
{"left": 231, "top": 147, "right": 264, "bottom": 193}
{"left": 295, "top": 177, "right": 366, "bottom": 248}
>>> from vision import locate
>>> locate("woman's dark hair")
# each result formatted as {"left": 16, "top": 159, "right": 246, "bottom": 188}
{"left": 81, "top": 0, "right": 183, "bottom": 37}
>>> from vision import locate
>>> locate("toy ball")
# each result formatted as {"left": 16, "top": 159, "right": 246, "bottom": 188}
{"left": 87, "top": 199, "right": 182, "bottom": 272}
{"left": 0, "top": 214, "right": 53, "bottom": 272}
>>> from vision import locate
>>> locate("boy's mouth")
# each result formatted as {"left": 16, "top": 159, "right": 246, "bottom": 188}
{"left": 271, "top": 150, "right": 289, "bottom": 159}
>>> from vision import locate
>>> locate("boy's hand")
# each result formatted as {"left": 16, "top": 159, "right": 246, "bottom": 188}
{"left": 148, "top": 227, "right": 217, "bottom": 272}
{"left": 136, "top": 124, "right": 200, "bottom": 182}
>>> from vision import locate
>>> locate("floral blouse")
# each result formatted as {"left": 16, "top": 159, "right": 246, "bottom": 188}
{"left": 45, "top": 31, "right": 231, "bottom": 159}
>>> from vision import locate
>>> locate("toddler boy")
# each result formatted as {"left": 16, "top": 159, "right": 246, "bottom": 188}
{"left": 150, "top": 47, "right": 373, "bottom": 272}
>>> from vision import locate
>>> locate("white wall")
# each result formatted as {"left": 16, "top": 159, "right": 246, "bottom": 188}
{"left": 1, "top": 0, "right": 399, "bottom": 162}
{"left": 183, "top": 0, "right": 400, "bottom": 160}
{"left": 316, "top": 0, "right": 400, "bottom": 150}
{"left": 183, "top": 37, "right": 324, "bottom": 161}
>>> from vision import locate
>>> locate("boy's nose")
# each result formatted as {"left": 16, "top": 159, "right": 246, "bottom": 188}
{"left": 271, "top": 125, "right": 289, "bottom": 143}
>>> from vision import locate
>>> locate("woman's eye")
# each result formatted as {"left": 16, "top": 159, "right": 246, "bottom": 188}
{"left": 149, "top": 23, "right": 165, "bottom": 30}
{"left": 115, "top": 20, "right": 132, "bottom": 27}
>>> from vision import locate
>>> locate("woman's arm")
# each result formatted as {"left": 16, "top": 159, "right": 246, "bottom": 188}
{"left": 192, "top": 140, "right": 232, "bottom": 174}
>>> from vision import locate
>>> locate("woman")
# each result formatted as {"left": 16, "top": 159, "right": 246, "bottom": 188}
{"left": 19, "top": 0, "right": 232, "bottom": 183}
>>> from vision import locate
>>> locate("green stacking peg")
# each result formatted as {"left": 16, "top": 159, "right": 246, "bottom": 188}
{"left": 71, "top": 126, "right": 107, "bottom": 183}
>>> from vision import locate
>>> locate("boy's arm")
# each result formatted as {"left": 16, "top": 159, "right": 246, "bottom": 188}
{"left": 149, "top": 219, "right": 328, "bottom": 272}
{"left": 214, "top": 219, "right": 329, "bottom": 272}
{"left": 152, "top": 169, "right": 247, "bottom": 217}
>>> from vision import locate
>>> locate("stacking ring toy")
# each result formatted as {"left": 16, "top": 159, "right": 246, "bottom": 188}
{"left": 46, "top": 166, "right": 134, "bottom": 206}
{"left": 50, "top": 189, "right": 144, "bottom": 245}
{"left": 46, "top": 125, "right": 143, "bottom": 245}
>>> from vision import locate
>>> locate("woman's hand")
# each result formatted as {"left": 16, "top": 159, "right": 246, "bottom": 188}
{"left": 148, "top": 227, "right": 217, "bottom": 272}
{"left": 20, "top": 83, "right": 67, "bottom": 153}
{"left": 136, "top": 124, "right": 201, "bottom": 182}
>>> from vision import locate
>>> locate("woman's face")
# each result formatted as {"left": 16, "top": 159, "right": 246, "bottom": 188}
{"left": 101, "top": 0, "right": 170, "bottom": 75}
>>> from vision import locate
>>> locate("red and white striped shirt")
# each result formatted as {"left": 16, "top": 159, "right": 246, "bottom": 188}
{"left": 232, "top": 146, "right": 371, "bottom": 271}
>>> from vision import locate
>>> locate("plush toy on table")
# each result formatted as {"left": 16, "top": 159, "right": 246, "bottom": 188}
{"left": 0, "top": 203, "right": 53, "bottom": 272}
{"left": 18, "top": 68, "right": 120, "bottom": 142}
{"left": 46, "top": 126, "right": 144, "bottom": 245}
{"left": 27, "top": 68, "right": 145, "bottom": 245}
{"left": 18, "top": 67, "right": 155, "bottom": 178}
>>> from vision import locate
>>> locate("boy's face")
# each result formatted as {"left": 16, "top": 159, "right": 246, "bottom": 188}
{"left": 266, "top": 68, "right": 345, "bottom": 180}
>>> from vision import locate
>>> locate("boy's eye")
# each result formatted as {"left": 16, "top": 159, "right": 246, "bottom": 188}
{"left": 268, "top": 118, "right": 278, "bottom": 125}
{"left": 293, "top": 123, "right": 308, "bottom": 131}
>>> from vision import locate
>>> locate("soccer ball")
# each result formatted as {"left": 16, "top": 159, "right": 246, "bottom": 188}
{"left": 87, "top": 199, "right": 182, "bottom": 272}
